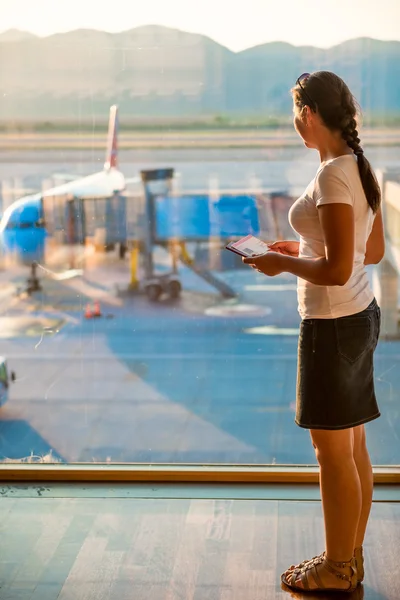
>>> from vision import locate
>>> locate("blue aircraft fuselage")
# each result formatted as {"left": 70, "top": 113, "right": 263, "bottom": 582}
{"left": 0, "top": 194, "right": 46, "bottom": 265}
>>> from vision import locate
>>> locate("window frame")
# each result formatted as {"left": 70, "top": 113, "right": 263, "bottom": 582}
{"left": 0, "top": 464, "right": 399, "bottom": 484}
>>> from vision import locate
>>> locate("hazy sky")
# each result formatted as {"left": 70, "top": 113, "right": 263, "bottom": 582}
{"left": 0, "top": 0, "right": 399, "bottom": 51}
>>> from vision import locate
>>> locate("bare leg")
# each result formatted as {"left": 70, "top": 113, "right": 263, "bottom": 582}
{"left": 289, "top": 428, "right": 362, "bottom": 590}
{"left": 353, "top": 424, "right": 374, "bottom": 547}
{"left": 312, "top": 428, "right": 362, "bottom": 562}
{"left": 285, "top": 426, "right": 368, "bottom": 573}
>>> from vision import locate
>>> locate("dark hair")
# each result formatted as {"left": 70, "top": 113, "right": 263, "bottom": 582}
{"left": 292, "top": 71, "right": 381, "bottom": 213}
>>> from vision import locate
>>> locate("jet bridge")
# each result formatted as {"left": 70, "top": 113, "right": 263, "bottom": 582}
{"left": 138, "top": 168, "right": 267, "bottom": 301}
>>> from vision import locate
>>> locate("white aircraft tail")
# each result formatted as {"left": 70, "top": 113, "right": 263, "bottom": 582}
{"left": 104, "top": 105, "right": 118, "bottom": 170}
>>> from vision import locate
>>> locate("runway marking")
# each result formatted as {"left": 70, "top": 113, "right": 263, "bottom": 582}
{"left": 52, "top": 269, "right": 84, "bottom": 281}
{"left": 4, "top": 351, "right": 394, "bottom": 362}
{"left": 244, "top": 284, "right": 297, "bottom": 291}
{"left": 205, "top": 303, "right": 271, "bottom": 317}
{"left": 4, "top": 353, "right": 299, "bottom": 360}
{"left": 0, "top": 315, "right": 65, "bottom": 339}
{"left": 244, "top": 325, "right": 299, "bottom": 335}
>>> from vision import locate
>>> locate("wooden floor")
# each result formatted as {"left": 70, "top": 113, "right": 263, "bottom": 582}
{"left": 0, "top": 486, "right": 399, "bottom": 599}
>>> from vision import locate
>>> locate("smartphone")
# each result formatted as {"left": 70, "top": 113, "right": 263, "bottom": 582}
{"left": 225, "top": 234, "right": 270, "bottom": 258}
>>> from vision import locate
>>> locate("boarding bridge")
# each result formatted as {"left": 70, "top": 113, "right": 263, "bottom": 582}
{"left": 136, "top": 168, "right": 296, "bottom": 300}
{"left": 373, "top": 169, "right": 400, "bottom": 338}
{"left": 40, "top": 168, "right": 294, "bottom": 301}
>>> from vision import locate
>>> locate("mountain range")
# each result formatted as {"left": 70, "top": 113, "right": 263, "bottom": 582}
{"left": 0, "top": 25, "right": 399, "bottom": 122}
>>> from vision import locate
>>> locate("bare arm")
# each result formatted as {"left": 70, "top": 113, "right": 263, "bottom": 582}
{"left": 244, "top": 166, "right": 357, "bottom": 285}
{"left": 364, "top": 207, "right": 385, "bottom": 265}
{"left": 245, "top": 203, "right": 354, "bottom": 285}
{"left": 272, "top": 203, "right": 354, "bottom": 286}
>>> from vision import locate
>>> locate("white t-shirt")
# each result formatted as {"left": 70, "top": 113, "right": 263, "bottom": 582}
{"left": 288, "top": 154, "right": 375, "bottom": 319}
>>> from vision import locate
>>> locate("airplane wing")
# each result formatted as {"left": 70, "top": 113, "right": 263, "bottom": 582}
{"left": 41, "top": 168, "right": 126, "bottom": 199}
{"left": 51, "top": 173, "right": 81, "bottom": 183}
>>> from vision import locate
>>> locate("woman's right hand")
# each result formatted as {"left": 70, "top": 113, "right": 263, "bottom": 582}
{"left": 267, "top": 240, "right": 300, "bottom": 257}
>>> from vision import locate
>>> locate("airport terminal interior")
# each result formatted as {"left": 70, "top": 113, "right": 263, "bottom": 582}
{"left": 1, "top": 5, "right": 400, "bottom": 599}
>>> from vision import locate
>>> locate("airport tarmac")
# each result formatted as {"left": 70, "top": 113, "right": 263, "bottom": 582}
{"left": 0, "top": 252, "right": 398, "bottom": 466}
{"left": 1, "top": 143, "right": 399, "bottom": 466}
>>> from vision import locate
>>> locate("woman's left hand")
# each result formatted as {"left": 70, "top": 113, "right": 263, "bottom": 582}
{"left": 242, "top": 251, "right": 284, "bottom": 276}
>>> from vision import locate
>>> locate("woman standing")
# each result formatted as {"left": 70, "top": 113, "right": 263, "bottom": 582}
{"left": 244, "top": 71, "right": 385, "bottom": 593}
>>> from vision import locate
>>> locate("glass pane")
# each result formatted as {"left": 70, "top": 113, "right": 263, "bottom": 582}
{"left": 0, "top": 4, "right": 399, "bottom": 467}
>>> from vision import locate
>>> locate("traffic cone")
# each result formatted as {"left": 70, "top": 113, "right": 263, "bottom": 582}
{"left": 84, "top": 304, "right": 93, "bottom": 319}
{"left": 93, "top": 300, "right": 102, "bottom": 318}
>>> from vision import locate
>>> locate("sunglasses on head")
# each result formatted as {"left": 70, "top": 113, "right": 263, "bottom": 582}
{"left": 296, "top": 72, "right": 316, "bottom": 110}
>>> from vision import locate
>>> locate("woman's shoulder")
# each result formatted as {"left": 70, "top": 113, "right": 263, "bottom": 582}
{"left": 317, "top": 155, "right": 356, "bottom": 177}
{"left": 312, "top": 158, "right": 356, "bottom": 206}
{"left": 315, "top": 156, "right": 356, "bottom": 189}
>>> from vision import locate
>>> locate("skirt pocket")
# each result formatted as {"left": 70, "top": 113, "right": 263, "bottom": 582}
{"left": 334, "top": 314, "right": 372, "bottom": 363}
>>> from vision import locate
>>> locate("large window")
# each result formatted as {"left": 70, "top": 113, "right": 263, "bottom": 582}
{"left": 0, "top": 2, "right": 400, "bottom": 475}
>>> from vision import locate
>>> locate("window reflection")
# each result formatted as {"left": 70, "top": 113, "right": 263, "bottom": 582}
{"left": 0, "top": 20, "right": 398, "bottom": 469}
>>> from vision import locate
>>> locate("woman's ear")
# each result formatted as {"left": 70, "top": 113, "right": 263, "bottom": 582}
{"left": 303, "top": 105, "right": 317, "bottom": 127}
{"left": 301, "top": 105, "right": 309, "bottom": 126}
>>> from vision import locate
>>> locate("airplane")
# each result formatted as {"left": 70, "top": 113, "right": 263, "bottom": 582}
{"left": 0, "top": 106, "right": 133, "bottom": 279}
{"left": 0, "top": 106, "right": 240, "bottom": 302}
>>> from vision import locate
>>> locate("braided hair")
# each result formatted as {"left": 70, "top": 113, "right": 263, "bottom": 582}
{"left": 292, "top": 71, "right": 381, "bottom": 213}
{"left": 341, "top": 118, "right": 363, "bottom": 156}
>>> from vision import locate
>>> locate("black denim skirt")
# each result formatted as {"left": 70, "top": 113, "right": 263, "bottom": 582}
{"left": 295, "top": 298, "right": 381, "bottom": 430}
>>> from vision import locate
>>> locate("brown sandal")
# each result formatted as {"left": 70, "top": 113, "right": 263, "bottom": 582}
{"left": 354, "top": 547, "right": 364, "bottom": 582}
{"left": 285, "top": 546, "right": 364, "bottom": 584}
{"left": 281, "top": 554, "right": 358, "bottom": 593}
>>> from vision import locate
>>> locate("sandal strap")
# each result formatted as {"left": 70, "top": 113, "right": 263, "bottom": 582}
{"left": 308, "top": 563, "right": 325, "bottom": 589}
{"left": 323, "top": 556, "right": 357, "bottom": 585}
{"left": 299, "top": 569, "right": 310, "bottom": 590}
{"left": 325, "top": 556, "right": 355, "bottom": 569}
{"left": 291, "top": 555, "right": 325, "bottom": 589}
{"left": 291, "top": 552, "right": 325, "bottom": 574}
{"left": 288, "top": 554, "right": 357, "bottom": 591}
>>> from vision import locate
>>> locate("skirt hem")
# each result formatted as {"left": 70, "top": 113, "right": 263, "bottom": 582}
{"left": 295, "top": 412, "right": 381, "bottom": 431}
